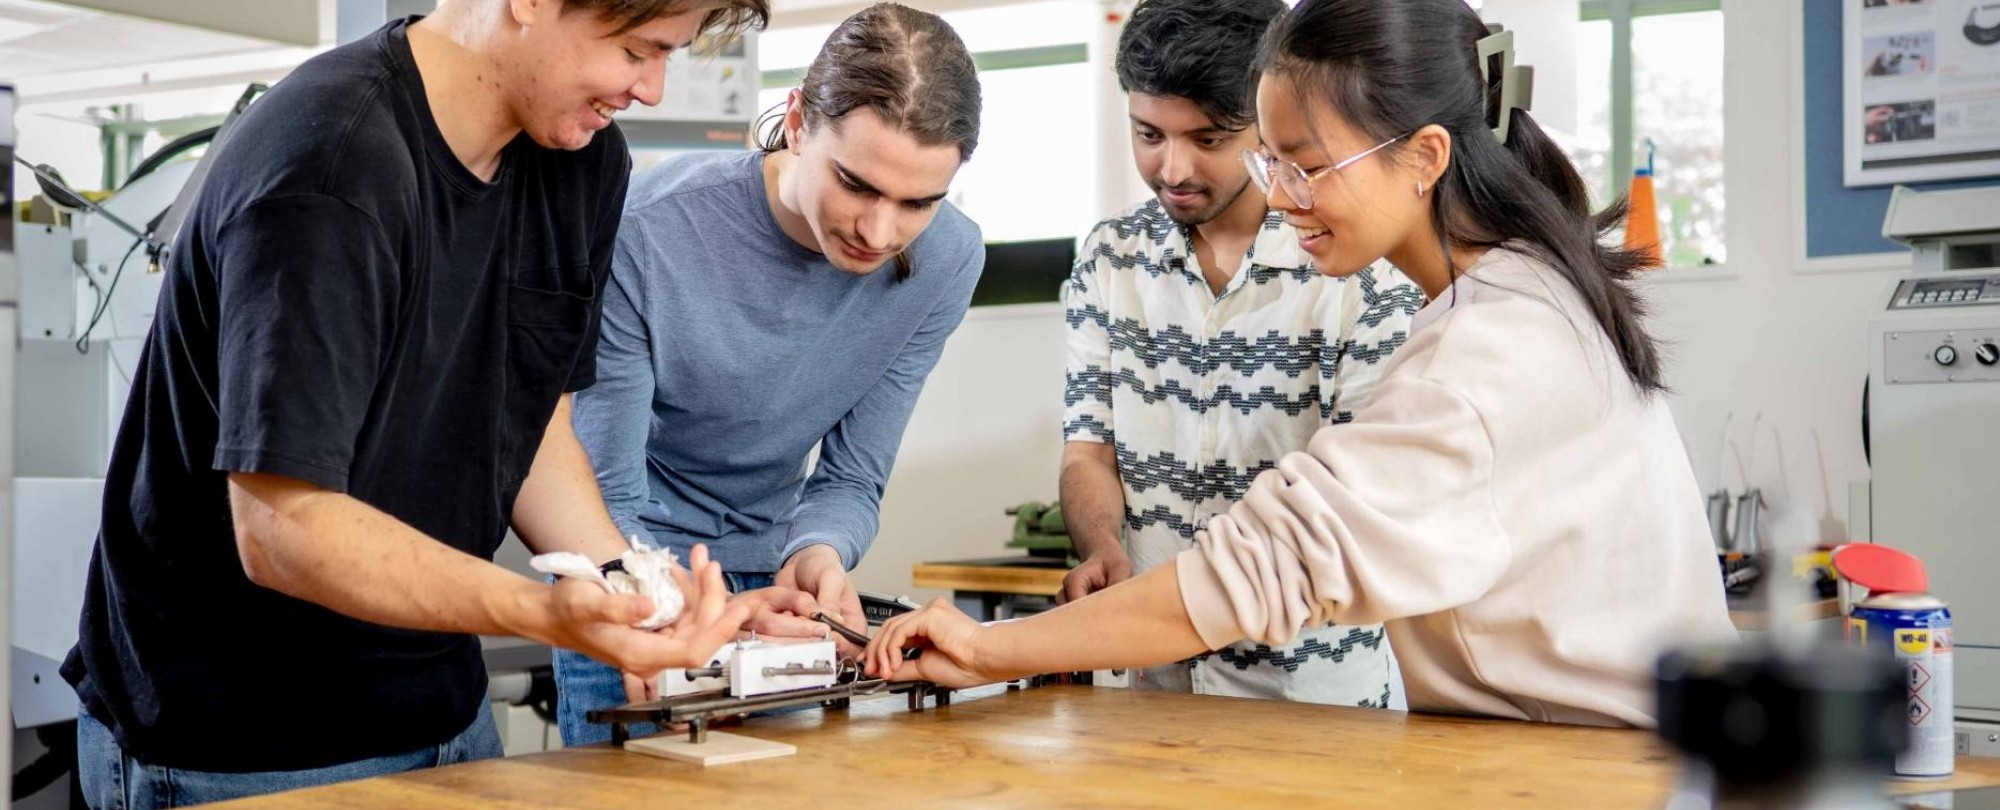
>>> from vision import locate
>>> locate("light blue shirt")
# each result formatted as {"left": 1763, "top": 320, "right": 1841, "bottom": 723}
{"left": 574, "top": 150, "right": 984, "bottom": 572}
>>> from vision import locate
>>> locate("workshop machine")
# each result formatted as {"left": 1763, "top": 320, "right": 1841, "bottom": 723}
{"left": 588, "top": 606, "right": 958, "bottom": 765}
{"left": 1004, "top": 500, "right": 1072, "bottom": 559}
{"left": 3, "top": 81, "right": 21, "bottom": 810}
{"left": 9, "top": 85, "right": 255, "bottom": 739}
{"left": 10, "top": 144, "right": 197, "bottom": 736}
{"left": 1866, "top": 184, "right": 2000, "bottom": 754}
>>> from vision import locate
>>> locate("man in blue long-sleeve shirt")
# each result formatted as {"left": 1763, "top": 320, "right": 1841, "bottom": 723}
{"left": 554, "top": 3, "right": 986, "bottom": 745}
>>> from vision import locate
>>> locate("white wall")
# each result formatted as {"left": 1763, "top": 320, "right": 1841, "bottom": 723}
{"left": 1478, "top": 0, "right": 1582, "bottom": 137}
{"left": 850, "top": 303, "right": 1069, "bottom": 598}
{"left": 1644, "top": 0, "right": 1892, "bottom": 552}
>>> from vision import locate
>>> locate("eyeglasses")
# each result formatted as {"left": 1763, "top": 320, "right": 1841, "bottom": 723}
{"left": 1242, "top": 131, "right": 1414, "bottom": 210}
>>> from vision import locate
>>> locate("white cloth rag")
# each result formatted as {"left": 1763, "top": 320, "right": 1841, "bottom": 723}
{"left": 530, "top": 544, "right": 686, "bottom": 631}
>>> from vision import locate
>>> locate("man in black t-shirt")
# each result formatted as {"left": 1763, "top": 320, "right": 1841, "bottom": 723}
{"left": 61, "top": 0, "right": 777, "bottom": 804}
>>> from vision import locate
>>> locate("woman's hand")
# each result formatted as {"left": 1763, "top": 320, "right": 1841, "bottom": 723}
{"left": 864, "top": 598, "right": 1002, "bottom": 688}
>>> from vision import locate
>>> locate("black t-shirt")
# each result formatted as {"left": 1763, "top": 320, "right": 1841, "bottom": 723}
{"left": 61, "top": 18, "right": 629, "bottom": 772}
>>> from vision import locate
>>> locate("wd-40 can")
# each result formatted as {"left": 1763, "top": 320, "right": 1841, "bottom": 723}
{"left": 1848, "top": 591, "right": 1954, "bottom": 779}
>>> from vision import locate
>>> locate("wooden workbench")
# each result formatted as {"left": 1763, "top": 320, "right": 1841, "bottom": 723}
{"left": 1727, "top": 597, "right": 1844, "bottom": 631}
{"left": 911, "top": 556, "right": 1066, "bottom": 596}
{"left": 215, "top": 685, "right": 2000, "bottom": 809}
{"left": 913, "top": 556, "right": 1068, "bottom": 620}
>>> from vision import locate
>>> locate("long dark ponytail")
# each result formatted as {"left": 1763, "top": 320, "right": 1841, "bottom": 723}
{"left": 1260, "top": 0, "right": 1666, "bottom": 394}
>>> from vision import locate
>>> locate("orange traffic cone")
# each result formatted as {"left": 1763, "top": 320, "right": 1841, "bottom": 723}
{"left": 1624, "top": 139, "right": 1663, "bottom": 269}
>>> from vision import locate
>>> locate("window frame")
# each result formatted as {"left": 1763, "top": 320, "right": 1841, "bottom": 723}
{"left": 1579, "top": 0, "right": 1724, "bottom": 202}
{"left": 757, "top": 37, "right": 1094, "bottom": 249}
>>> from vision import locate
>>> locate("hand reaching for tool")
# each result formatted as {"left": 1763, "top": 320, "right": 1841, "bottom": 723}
{"left": 777, "top": 544, "right": 867, "bottom": 657}
{"left": 733, "top": 586, "right": 829, "bottom": 638}
{"left": 864, "top": 598, "right": 998, "bottom": 689}
{"left": 549, "top": 544, "right": 748, "bottom": 694}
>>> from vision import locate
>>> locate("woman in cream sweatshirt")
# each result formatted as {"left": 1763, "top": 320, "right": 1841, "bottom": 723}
{"left": 867, "top": 0, "right": 1735, "bottom": 727}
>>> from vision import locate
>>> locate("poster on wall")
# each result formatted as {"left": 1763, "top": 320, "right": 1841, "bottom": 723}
{"left": 1844, "top": 0, "right": 2000, "bottom": 186}
{"left": 619, "top": 32, "right": 759, "bottom": 124}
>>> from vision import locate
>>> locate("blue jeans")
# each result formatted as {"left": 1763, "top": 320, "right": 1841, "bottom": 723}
{"left": 555, "top": 571, "right": 774, "bottom": 746}
{"left": 76, "top": 700, "right": 500, "bottom": 809}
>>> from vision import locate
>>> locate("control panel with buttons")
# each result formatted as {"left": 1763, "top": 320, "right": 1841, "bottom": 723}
{"left": 1892, "top": 274, "right": 2000, "bottom": 310}
{"left": 1886, "top": 328, "right": 2000, "bottom": 385}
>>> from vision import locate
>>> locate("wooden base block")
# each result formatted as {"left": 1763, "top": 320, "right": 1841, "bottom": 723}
{"left": 622, "top": 731, "right": 797, "bottom": 766}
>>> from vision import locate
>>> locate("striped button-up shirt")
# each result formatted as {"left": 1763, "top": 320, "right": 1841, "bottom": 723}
{"left": 1063, "top": 198, "right": 1423, "bottom": 705}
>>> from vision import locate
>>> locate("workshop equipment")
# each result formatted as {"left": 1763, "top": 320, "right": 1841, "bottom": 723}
{"left": 808, "top": 611, "right": 877, "bottom": 652}
{"left": 12, "top": 86, "right": 263, "bottom": 734}
{"left": 717, "top": 638, "right": 841, "bottom": 697}
{"left": 600, "top": 604, "right": 951, "bottom": 767}
{"left": 1838, "top": 543, "right": 1956, "bottom": 779}
{"left": 1867, "top": 184, "right": 2000, "bottom": 750}
{"left": 858, "top": 590, "right": 921, "bottom": 626}
{"left": 2, "top": 82, "right": 18, "bottom": 810}
{"left": 814, "top": 611, "right": 871, "bottom": 647}
{"left": 589, "top": 664, "right": 955, "bottom": 766}
{"left": 654, "top": 637, "right": 845, "bottom": 700}
{"left": 1004, "top": 500, "right": 1072, "bottom": 559}
{"left": 653, "top": 597, "right": 923, "bottom": 705}
{"left": 811, "top": 610, "right": 922, "bottom": 664}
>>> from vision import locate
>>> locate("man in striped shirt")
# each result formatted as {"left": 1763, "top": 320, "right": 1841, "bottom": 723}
{"left": 1059, "top": 0, "right": 1423, "bottom": 705}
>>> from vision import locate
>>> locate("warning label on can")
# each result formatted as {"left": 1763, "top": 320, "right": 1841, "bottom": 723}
{"left": 1898, "top": 637, "right": 1955, "bottom": 777}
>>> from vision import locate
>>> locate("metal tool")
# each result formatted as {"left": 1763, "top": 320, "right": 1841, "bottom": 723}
{"left": 814, "top": 610, "right": 919, "bottom": 662}
{"left": 812, "top": 611, "right": 871, "bottom": 646}
{"left": 593, "top": 610, "right": 988, "bottom": 750}
{"left": 857, "top": 591, "right": 921, "bottom": 625}
{"left": 813, "top": 611, "right": 922, "bottom": 663}
{"left": 1730, "top": 488, "right": 1764, "bottom": 555}
{"left": 762, "top": 663, "right": 837, "bottom": 677}
{"left": 1705, "top": 489, "right": 1732, "bottom": 552}
{"left": 588, "top": 675, "right": 956, "bottom": 746}
{"left": 11, "top": 155, "right": 159, "bottom": 250}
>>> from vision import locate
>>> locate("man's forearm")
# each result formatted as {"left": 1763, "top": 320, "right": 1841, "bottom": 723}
{"left": 229, "top": 473, "right": 559, "bottom": 643}
{"left": 1059, "top": 443, "right": 1127, "bottom": 561}
{"left": 513, "top": 394, "right": 632, "bottom": 565}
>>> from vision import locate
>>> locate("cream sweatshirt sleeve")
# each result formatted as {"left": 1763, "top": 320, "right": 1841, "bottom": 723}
{"left": 1175, "top": 371, "right": 1512, "bottom": 649}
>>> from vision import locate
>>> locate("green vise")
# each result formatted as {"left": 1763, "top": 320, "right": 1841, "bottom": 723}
{"left": 1005, "top": 501, "right": 1073, "bottom": 559}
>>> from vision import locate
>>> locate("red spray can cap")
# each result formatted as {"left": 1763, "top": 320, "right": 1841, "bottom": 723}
{"left": 1830, "top": 544, "right": 1929, "bottom": 594}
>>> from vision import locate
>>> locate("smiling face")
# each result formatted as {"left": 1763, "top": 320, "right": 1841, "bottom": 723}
{"left": 502, "top": 1, "right": 711, "bottom": 150}
{"left": 784, "top": 103, "right": 965, "bottom": 275}
{"left": 1128, "top": 92, "right": 1260, "bottom": 226}
{"left": 1253, "top": 70, "right": 1434, "bottom": 278}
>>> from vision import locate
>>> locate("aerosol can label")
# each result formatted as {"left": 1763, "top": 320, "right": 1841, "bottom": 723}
{"left": 1894, "top": 624, "right": 1955, "bottom": 778}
